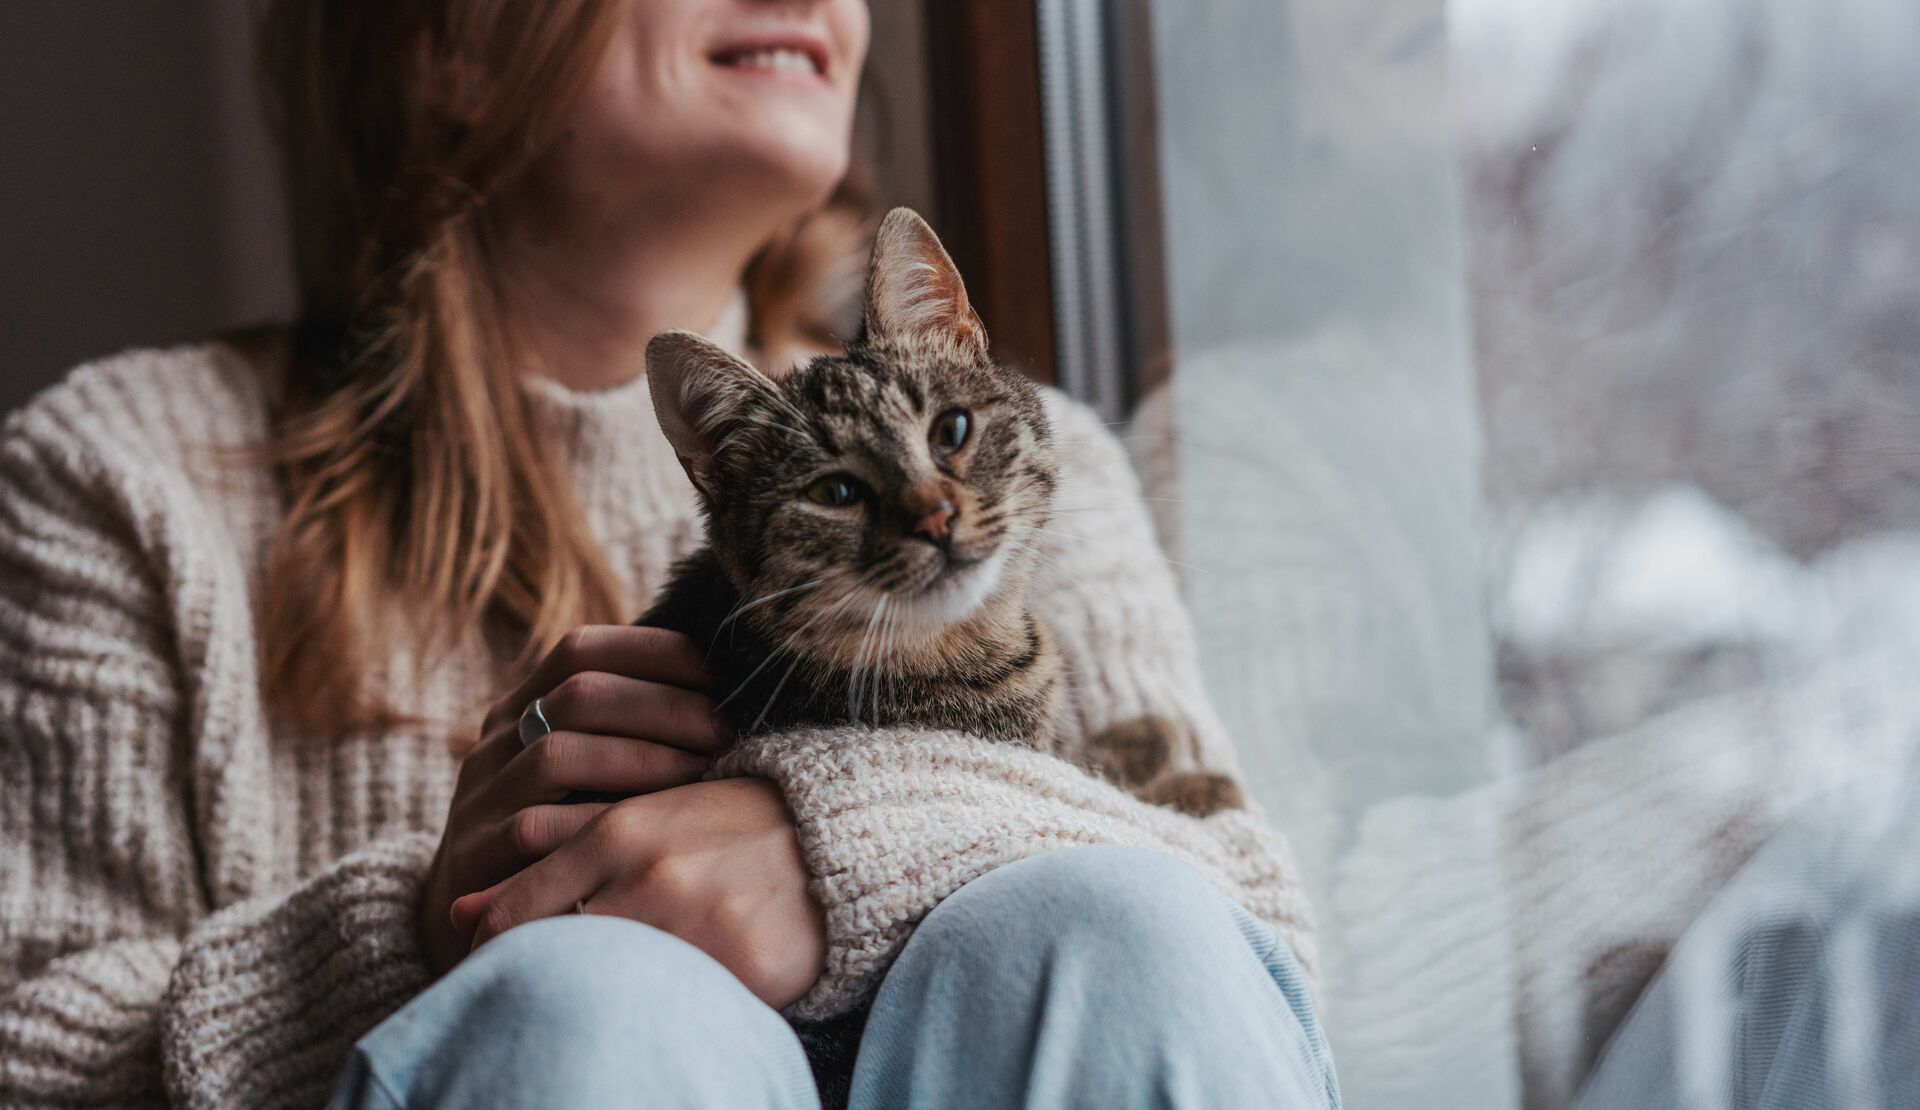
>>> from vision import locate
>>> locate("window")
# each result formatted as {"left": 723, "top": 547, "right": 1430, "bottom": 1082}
{"left": 968, "top": 0, "right": 1920, "bottom": 1103}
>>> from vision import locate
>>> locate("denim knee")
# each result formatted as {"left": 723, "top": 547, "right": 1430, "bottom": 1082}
{"left": 858, "top": 846, "right": 1339, "bottom": 1110}
{"left": 920, "top": 844, "right": 1247, "bottom": 973}
{"left": 452, "top": 915, "right": 743, "bottom": 1051}
{"left": 336, "top": 915, "right": 814, "bottom": 1109}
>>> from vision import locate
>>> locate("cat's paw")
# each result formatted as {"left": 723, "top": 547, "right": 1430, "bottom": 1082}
{"left": 1143, "top": 771, "right": 1245, "bottom": 817}
{"left": 1087, "top": 715, "right": 1186, "bottom": 786}
{"left": 1087, "top": 716, "right": 1242, "bottom": 815}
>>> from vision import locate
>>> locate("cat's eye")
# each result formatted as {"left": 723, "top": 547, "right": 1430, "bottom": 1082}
{"left": 931, "top": 409, "right": 971, "bottom": 452}
{"left": 804, "top": 474, "right": 867, "bottom": 507}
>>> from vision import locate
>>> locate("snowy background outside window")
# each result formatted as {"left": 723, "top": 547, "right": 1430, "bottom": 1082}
{"left": 1141, "top": 0, "right": 1920, "bottom": 1105}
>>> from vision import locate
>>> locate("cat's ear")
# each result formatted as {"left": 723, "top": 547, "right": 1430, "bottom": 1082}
{"left": 862, "top": 207, "right": 989, "bottom": 360}
{"left": 646, "top": 330, "right": 768, "bottom": 492}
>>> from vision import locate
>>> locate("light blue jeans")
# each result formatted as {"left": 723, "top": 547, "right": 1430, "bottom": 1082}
{"left": 330, "top": 845, "right": 1340, "bottom": 1109}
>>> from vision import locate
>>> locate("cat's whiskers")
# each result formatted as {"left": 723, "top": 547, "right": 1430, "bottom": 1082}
{"left": 740, "top": 570, "right": 885, "bottom": 733}
{"left": 713, "top": 578, "right": 824, "bottom": 650}
{"left": 876, "top": 604, "right": 892, "bottom": 721}
{"left": 987, "top": 484, "right": 1057, "bottom": 520}
{"left": 1001, "top": 524, "right": 1214, "bottom": 595}
{"left": 1001, "top": 547, "right": 1070, "bottom": 586}
{"left": 749, "top": 651, "right": 807, "bottom": 736}
{"left": 716, "top": 571, "right": 875, "bottom": 716}
{"left": 865, "top": 603, "right": 885, "bottom": 724}
{"left": 874, "top": 599, "right": 901, "bottom": 723}
{"left": 1048, "top": 435, "right": 1160, "bottom": 446}
{"left": 848, "top": 596, "right": 890, "bottom": 723}
{"left": 890, "top": 601, "right": 906, "bottom": 718}
{"left": 981, "top": 509, "right": 1092, "bottom": 536}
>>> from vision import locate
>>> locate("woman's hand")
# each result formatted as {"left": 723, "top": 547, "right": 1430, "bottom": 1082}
{"left": 418, "top": 625, "right": 734, "bottom": 977}
{"left": 450, "top": 777, "right": 827, "bottom": 1010}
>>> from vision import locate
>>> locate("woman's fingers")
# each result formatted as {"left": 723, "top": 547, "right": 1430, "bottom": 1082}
{"left": 497, "top": 731, "right": 713, "bottom": 804}
{"left": 518, "top": 625, "right": 716, "bottom": 706}
{"left": 500, "top": 801, "right": 612, "bottom": 863}
{"left": 447, "top": 802, "right": 608, "bottom": 936}
{"left": 467, "top": 827, "right": 617, "bottom": 949}
{"left": 449, "top": 880, "right": 506, "bottom": 937}
{"left": 538, "top": 671, "right": 732, "bottom": 753}
{"left": 467, "top": 626, "right": 718, "bottom": 778}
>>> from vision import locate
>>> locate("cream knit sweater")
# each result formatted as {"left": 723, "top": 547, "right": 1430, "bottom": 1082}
{"left": 0, "top": 339, "right": 1314, "bottom": 1108}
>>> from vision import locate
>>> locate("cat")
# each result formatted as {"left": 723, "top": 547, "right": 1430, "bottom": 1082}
{"left": 637, "top": 207, "right": 1243, "bottom": 818}
{"left": 637, "top": 205, "right": 1242, "bottom": 1106}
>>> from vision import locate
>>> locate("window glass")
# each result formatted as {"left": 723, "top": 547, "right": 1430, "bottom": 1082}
{"left": 1115, "top": 0, "right": 1920, "bottom": 1104}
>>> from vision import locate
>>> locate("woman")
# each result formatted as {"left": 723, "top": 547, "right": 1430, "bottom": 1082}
{"left": 0, "top": 1, "right": 1336, "bottom": 1107}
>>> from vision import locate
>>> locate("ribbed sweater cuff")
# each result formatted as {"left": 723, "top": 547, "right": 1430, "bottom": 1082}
{"left": 159, "top": 832, "right": 438, "bottom": 1110}
{"left": 0, "top": 938, "right": 182, "bottom": 1105}
{"left": 717, "top": 728, "right": 1317, "bottom": 1022}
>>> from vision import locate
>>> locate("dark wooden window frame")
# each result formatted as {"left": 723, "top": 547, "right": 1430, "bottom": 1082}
{"left": 923, "top": 2, "right": 1060, "bottom": 386}
{"left": 922, "top": 1, "right": 1173, "bottom": 408}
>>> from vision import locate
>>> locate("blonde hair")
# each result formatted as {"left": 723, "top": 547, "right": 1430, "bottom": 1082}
{"left": 257, "top": 0, "right": 868, "bottom": 735}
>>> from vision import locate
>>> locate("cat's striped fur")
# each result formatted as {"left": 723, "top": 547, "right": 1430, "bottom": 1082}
{"left": 640, "top": 208, "right": 1062, "bottom": 749}
{"left": 639, "top": 209, "right": 1239, "bottom": 813}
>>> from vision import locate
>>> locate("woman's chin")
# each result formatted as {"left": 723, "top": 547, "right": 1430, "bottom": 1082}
{"left": 757, "top": 146, "right": 850, "bottom": 206}
{"left": 704, "top": 111, "right": 852, "bottom": 196}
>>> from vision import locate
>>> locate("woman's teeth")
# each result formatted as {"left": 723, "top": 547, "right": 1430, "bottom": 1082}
{"left": 721, "top": 48, "right": 820, "bottom": 77}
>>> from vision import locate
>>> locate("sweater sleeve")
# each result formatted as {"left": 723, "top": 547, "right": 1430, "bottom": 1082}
{"left": 716, "top": 394, "right": 1317, "bottom": 1021}
{"left": 0, "top": 393, "right": 435, "bottom": 1108}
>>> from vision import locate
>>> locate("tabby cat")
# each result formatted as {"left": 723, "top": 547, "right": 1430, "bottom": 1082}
{"left": 639, "top": 206, "right": 1240, "bottom": 1106}
{"left": 639, "top": 207, "right": 1241, "bottom": 816}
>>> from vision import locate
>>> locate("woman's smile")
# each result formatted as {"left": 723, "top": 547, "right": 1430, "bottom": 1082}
{"left": 708, "top": 33, "right": 833, "bottom": 85}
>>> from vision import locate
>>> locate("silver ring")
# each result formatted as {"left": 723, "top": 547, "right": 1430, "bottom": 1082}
{"left": 574, "top": 899, "right": 588, "bottom": 916}
{"left": 518, "top": 697, "right": 552, "bottom": 748}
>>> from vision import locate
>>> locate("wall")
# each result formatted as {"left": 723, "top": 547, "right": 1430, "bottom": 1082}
{"left": 0, "top": 0, "right": 287, "bottom": 415}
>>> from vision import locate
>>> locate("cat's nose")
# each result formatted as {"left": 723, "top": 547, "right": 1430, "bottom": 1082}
{"left": 911, "top": 499, "right": 957, "bottom": 547}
